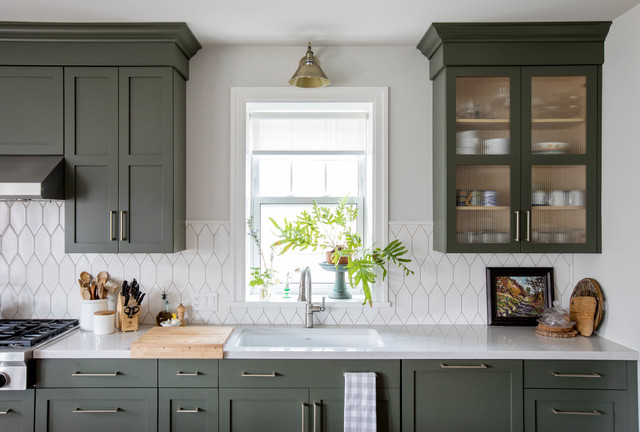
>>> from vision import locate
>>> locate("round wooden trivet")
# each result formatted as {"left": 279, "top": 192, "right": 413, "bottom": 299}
{"left": 571, "top": 278, "right": 604, "bottom": 330}
{"left": 536, "top": 322, "right": 575, "bottom": 333}
{"left": 535, "top": 326, "right": 578, "bottom": 338}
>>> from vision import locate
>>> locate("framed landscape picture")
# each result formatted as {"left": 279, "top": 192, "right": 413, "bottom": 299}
{"left": 486, "top": 267, "right": 554, "bottom": 325}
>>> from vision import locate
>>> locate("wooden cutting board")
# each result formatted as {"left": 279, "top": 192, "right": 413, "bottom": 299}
{"left": 130, "top": 326, "right": 234, "bottom": 359}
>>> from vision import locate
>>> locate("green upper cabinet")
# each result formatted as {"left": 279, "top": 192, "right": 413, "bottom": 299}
{"left": 65, "top": 66, "right": 185, "bottom": 253}
{"left": 0, "top": 67, "right": 63, "bottom": 154}
{"left": 418, "top": 22, "right": 610, "bottom": 253}
{"left": 0, "top": 22, "right": 200, "bottom": 254}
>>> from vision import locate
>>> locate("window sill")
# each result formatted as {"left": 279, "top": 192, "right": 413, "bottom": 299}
{"left": 229, "top": 299, "right": 392, "bottom": 308}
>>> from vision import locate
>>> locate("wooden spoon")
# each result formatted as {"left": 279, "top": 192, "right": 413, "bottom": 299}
{"left": 97, "top": 271, "right": 108, "bottom": 282}
{"left": 81, "top": 287, "right": 91, "bottom": 300}
{"left": 80, "top": 271, "right": 91, "bottom": 284}
{"left": 79, "top": 279, "right": 91, "bottom": 299}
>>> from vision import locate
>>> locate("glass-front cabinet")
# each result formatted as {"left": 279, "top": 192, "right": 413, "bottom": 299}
{"left": 451, "top": 67, "right": 598, "bottom": 252}
{"left": 422, "top": 22, "right": 609, "bottom": 253}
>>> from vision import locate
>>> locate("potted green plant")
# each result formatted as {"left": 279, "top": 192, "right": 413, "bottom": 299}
{"left": 270, "top": 198, "right": 413, "bottom": 306}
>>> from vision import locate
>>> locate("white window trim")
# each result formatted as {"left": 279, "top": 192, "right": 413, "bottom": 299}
{"left": 230, "top": 87, "right": 389, "bottom": 305}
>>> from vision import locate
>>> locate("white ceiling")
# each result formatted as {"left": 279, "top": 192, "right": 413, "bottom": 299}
{"left": 2, "top": 0, "right": 639, "bottom": 46}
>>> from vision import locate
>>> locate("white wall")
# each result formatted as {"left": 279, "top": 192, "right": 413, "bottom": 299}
{"left": 185, "top": 45, "right": 431, "bottom": 222}
{"left": 574, "top": 4, "right": 640, "bottom": 353}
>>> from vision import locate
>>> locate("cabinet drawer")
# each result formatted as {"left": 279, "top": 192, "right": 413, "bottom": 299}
{"left": 36, "top": 359, "right": 157, "bottom": 388}
{"left": 35, "top": 388, "right": 157, "bottom": 432}
{"left": 525, "top": 389, "right": 628, "bottom": 432}
{"left": 524, "top": 360, "right": 627, "bottom": 390}
{"left": 159, "top": 388, "right": 218, "bottom": 432}
{"left": 219, "top": 359, "right": 400, "bottom": 388}
{"left": 0, "top": 389, "right": 34, "bottom": 432}
{"left": 159, "top": 359, "right": 219, "bottom": 387}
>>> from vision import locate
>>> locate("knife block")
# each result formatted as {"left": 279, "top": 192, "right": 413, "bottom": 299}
{"left": 116, "top": 295, "right": 139, "bottom": 332}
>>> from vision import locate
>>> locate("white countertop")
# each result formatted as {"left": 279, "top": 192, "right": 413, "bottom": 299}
{"left": 33, "top": 324, "right": 638, "bottom": 361}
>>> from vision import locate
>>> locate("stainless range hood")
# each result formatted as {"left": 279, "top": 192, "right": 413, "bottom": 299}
{"left": 0, "top": 156, "right": 64, "bottom": 200}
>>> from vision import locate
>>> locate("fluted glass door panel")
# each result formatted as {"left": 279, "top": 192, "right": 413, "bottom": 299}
{"left": 456, "top": 165, "right": 511, "bottom": 244}
{"left": 530, "top": 165, "right": 586, "bottom": 244}
{"left": 531, "top": 76, "right": 587, "bottom": 156}
{"left": 456, "top": 77, "right": 511, "bottom": 156}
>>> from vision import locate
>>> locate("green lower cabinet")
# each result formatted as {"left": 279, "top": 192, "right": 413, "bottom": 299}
{"left": 0, "top": 389, "right": 34, "bottom": 432}
{"left": 35, "top": 388, "right": 157, "bottom": 432}
{"left": 402, "top": 360, "right": 523, "bottom": 432}
{"left": 219, "top": 388, "right": 307, "bottom": 432}
{"left": 310, "top": 387, "right": 400, "bottom": 432}
{"left": 159, "top": 388, "right": 218, "bottom": 432}
{"left": 524, "top": 389, "right": 628, "bottom": 432}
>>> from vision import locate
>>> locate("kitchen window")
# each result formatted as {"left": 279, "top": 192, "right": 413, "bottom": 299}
{"left": 231, "top": 87, "right": 388, "bottom": 304}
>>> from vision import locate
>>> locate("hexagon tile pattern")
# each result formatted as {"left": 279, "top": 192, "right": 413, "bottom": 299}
{"left": 0, "top": 202, "right": 575, "bottom": 326}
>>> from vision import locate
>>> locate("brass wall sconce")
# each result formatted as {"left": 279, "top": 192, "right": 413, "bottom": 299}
{"left": 288, "top": 42, "right": 330, "bottom": 88}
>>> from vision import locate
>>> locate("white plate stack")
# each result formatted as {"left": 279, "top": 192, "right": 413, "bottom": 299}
{"left": 456, "top": 130, "right": 479, "bottom": 154}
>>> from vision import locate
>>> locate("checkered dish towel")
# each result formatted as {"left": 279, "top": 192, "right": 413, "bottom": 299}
{"left": 344, "top": 372, "right": 377, "bottom": 432}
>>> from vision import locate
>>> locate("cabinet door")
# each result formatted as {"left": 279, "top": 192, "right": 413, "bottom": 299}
{"left": 64, "top": 67, "right": 119, "bottom": 253}
{"left": 525, "top": 389, "right": 627, "bottom": 432}
{"left": 118, "top": 67, "right": 176, "bottom": 253}
{"left": 219, "top": 388, "right": 308, "bottom": 432}
{"left": 0, "top": 389, "right": 34, "bottom": 432}
{"left": 440, "top": 67, "right": 521, "bottom": 253}
{"left": 35, "top": 388, "right": 157, "bottom": 432}
{"left": 159, "top": 388, "right": 218, "bottom": 432}
{"left": 310, "top": 387, "right": 400, "bottom": 432}
{"left": 521, "top": 66, "right": 600, "bottom": 252}
{"left": 0, "top": 67, "right": 63, "bottom": 154}
{"left": 402, "top": 359, "right": 523, "bottom": 432}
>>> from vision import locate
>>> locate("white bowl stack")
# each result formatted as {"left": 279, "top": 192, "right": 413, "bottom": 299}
{"left": 484, "top": 137, "right": 510, "bottom": 155}
{"left": 456, "top": 130, "right": 479, "bottom": 154}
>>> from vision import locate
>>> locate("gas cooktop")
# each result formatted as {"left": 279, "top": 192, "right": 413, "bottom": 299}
{"left": 0, "top": 319, "right": 79, "bottom": 348}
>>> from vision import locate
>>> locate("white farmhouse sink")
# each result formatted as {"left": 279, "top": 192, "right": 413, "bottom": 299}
{"left": 234, "top": 328, "right": 384, "bottom": 349}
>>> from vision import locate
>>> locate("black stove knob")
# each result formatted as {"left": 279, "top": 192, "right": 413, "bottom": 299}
{"left": 0, "top": 372, "right": 8, "bottom": 388}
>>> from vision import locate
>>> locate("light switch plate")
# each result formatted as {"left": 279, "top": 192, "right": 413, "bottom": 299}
{"left": 192, "top": 293, "right": 218, "bottom": 311}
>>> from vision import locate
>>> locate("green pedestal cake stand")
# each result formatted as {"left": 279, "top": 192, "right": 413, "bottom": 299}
{"left": 319, "top": 262, "right": 352, "bottom": 299}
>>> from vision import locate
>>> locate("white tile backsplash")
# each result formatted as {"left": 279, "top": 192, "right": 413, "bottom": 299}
{"left": 0, "top": 201, "right": 575, "bottom": 325}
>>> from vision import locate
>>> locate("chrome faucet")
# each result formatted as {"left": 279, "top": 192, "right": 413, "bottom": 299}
{"left": 298, "top": 267, "right": 325, "bottom": 328}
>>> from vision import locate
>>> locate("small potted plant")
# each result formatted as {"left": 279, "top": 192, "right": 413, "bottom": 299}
{"left": 270, "top": 198, "right": 413, "bottom": 306}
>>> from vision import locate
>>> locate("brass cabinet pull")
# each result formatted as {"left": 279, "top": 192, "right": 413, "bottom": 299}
{"left": 177, "top": 408, "right": 200, "bottom": 413}
{"left": 552, "top": 408, "right": 602, "bottom": 416}
{"left": 440, "top": 363, "right": 488, "bottom": 369}
{"left": 0, "top": 409, "right": 12, "bottom": 415}
{"left": 313, "top": 402, "right": 321, "bottom": 432}
{"left": 552, "top": 372, "right": 602, "bottom": 378}
{"left": 514, "top": 211, "right": 521, "bottom": 242}
{"left": 241, "top": 372, "right": 277, "bottom": 377}
{"left": 120, "top": 210, "right": 127, "bottom": 241}
{"left": 109, "top": 211, "right": 117, "bottom": 241}
{"left": 73, "top": 408, "right": 120, "bottom": 414}
{"left": 176, "top": 371, "right": 200, "bottom": 376}
{"left": 72, "top": 371, "right": 120, "bottom": 377}
{"left": 525, "top": 211, "right": 531, "bottom": 242}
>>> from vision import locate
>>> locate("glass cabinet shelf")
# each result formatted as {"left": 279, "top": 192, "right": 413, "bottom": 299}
{"left": 457, "top": 206, "right": 510, "bottom": 211}
{"left": 457, "top": 119, "right": 510, "bottom": 124}
{"left": 533, "top": 206, "right": 585, "bottom": 211}
{"left": 532, "top": 118, "right": 585, "bottom": 124}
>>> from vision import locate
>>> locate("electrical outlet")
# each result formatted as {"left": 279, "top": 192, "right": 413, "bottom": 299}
{"left": 192, "top": 293, "right": 217, "bottom": 311}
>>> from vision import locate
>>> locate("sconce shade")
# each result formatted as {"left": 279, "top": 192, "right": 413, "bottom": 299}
{"left": 288, "top": 43, "right": 330, "bottom": 88}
